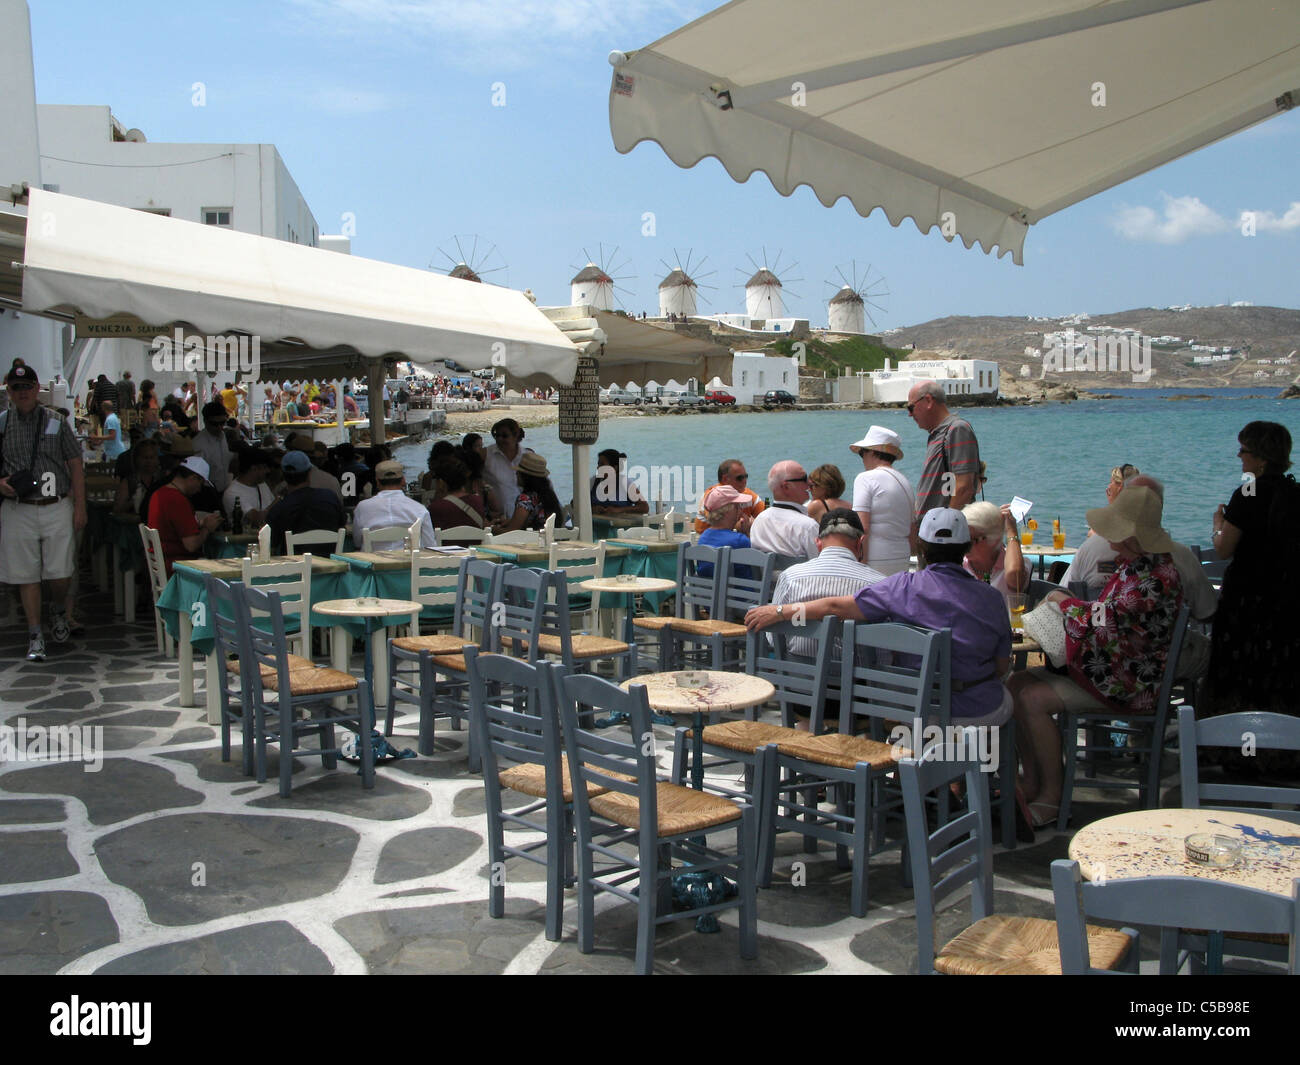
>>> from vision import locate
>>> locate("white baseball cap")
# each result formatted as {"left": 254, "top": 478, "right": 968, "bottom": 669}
{"left": 918, "top": 508, "right": 970, "bottom": 545}
{"left": 177, "top": 456, "right": 212, "bottom": 485}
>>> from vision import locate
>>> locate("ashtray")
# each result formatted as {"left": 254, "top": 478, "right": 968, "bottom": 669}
{"left": 615, "top": 573, "right": 637, "bottom": 584}
{"left": 1184, "top": 833, "right": 1243, "bottom": 868}
{"left": 675, "top": 671, "right": 708, "bottom": 688}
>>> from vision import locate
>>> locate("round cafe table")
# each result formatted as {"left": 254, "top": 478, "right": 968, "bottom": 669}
{"left": 620, "top": 669, "right": 775, "bottom": 930}
{"left": 1070, "top": 808, "right": 1300, "bottom": 972}
{"left": 580, "top": 576, "right": 677, "bottom": 642}
{"left": 316, "top": 597, "right": 422, "bottom": 711}
{"left": 1020, "top": 544, "right": 1076, "bottom": 579}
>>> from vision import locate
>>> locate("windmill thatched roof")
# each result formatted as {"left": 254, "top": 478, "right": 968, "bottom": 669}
{"left": 745, "top": 268, "right": 781, "bottom": 287}
{"left": 572, "top": 263, "right": 613, "bottom": 284}
{"left": 658, "top": 268, "right": 698, "bottom": 290}
{"left": 830, "top": 285, "right": 864, "bottom": 305}
{"left": 449, "top": 263, "right": 482, "bottom": 283}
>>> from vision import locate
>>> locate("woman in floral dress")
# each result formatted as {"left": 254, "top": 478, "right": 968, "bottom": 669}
{"left": 1009, "top": 486, "right": 1183, "bottom": 827}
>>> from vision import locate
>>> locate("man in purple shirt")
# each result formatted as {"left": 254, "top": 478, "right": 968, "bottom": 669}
{"left": 746, "top": 508, "right": 1011, "bottom": 723}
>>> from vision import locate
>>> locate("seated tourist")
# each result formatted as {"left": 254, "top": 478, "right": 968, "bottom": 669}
{"left": 1009, "top": 486, "right": 1184, "bottom": 829}
{"left": 591, "top": 448, "right": 649, "bottom": 516}
{"left": 426, "top": 456, "right": 487, "bottom": 532}
{"left": 962, "top": 501, "right": 1030, "bottom": 593}
{"left": 492, "top": 452, "right": 561, "bottom": 533}
{"left": 222, "top": 449, "right": 275, "bottom": 528}
{"left": 353, "top": 459, "right": 437, "bottom": 549}
{"left": 146, "top": 456, "right": 224, "bottom": 576}
{"left": 265, "top": 450, "right": 346, "bottom": 554}
{"left": 696, "top": 484, "right": 752, "bottom": 577}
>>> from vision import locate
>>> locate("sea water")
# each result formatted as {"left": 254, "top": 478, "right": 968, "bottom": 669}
{"left": 397, "top": 388, "right": 1300, "bottom": 547}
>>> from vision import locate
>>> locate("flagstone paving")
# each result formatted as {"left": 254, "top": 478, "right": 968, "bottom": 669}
{"left": 0, "top": 586, "right": 1158, "bottom": 975}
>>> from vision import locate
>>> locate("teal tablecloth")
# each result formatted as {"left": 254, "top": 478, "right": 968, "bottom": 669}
{"left": 157, "top": 564, "right": 349, "bottom": 654}
{"left": 331, "top": 553, "right": 457, "bottom": 625}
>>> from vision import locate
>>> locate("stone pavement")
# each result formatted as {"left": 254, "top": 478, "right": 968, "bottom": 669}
{"left": 0, "top": 585, "right": 1149, "bottom": 976}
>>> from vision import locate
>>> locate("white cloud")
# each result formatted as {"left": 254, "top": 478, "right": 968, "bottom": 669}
{"left": 1110, "top": 194, "right": 1232, "bottom": 243}
{"left": 1252, "top": 202, "right": 1300, "bottom": 233}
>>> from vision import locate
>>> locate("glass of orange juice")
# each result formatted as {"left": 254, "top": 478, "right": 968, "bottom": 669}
{"left": 1007, "top": 592, "right": 1027, "bottom": 631}
{"left": 1053, "top": 530, "right": 1066, "bottom": 550}
{"left": 1020, "top": 530, "right": 1033, "bottom": 546}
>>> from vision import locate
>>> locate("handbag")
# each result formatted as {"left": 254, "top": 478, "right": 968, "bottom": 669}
{"left": 1021, "top": 599, "right": 1068, "bottom": 668}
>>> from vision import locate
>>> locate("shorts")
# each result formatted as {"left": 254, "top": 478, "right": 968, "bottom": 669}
{"left": 0, "top": 496, "right": 77, "bottom": 584}
{"left": 1024, "top": 666, "right": 1108, "bottom": 712}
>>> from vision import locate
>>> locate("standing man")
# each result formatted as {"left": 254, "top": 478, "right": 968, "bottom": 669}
{"left": 115, "top": 370, "right": 136, "bottom": 434}
{"left": 907, "top": 379, "right": 981, "bottom": 524}
{"left": 352, "top": 459, "right": 437, "bottom": 549}
{"left": 193, "top": 400, "right": 233, "bottom": 494}
{"left": 95, "top": 400, "right": 129, "bottom": 462}
{"left": 749, "top": 459, "right": 819, "bottom": 560}
{"left": 0, "top": 362, "right": 88, "bottom": 660}
{"left": 483, "top": 418, "right": 531, "bottom": 519}
{"left": 694, "top": 458, "right": 766, "bottom": 534}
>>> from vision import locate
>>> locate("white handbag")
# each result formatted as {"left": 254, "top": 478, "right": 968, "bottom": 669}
{"left": 1021, "top": 600, "right": 1068, "bottom": 669}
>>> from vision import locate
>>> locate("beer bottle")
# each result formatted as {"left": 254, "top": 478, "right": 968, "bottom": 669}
{"left": 232, "top": 497, "right": 244, "bottom": 535}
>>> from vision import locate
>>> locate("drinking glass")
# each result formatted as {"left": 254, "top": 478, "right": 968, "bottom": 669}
{"left": 1006, "top": 592, "right": 1027, "bottom": 632}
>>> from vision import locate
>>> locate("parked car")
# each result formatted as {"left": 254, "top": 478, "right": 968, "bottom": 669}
{"left": 601, "top": 388, "right": 643, "bottom": 406}
{"left": 703, "top": 389, "right": 736, "bottom": 406}
{"left": 667, "top": 391, "right": 706, "bottom": 408}
{"left": 763, "top": 389, "right": 797, "bottom": 407}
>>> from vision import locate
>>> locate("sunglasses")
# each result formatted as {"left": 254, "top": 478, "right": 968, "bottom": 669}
{"left": 732, "top": 473, "right": 749, "bottom": 481}
{"left": 906, "top": 395, "right": 931, "bottom": 414}
{"left": 8, "top": 382, "right": 36, "bottom": 392}
{"left": 784, "top": 475, "right": 809, "bottom": 484}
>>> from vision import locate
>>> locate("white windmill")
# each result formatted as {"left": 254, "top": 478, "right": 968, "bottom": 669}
{"left": 739, "top": 249, "right": 801, "bottom": 321}
{"left": 432, "top": 235, "right": 510, "bottom": 287}
{"left": 825, "top": 261, "right": 889, "bottom": 333}
{"left": 657, "top": 249, "right": 716, "bottom": 318}
{"left": 569, "top": 245, "right": 635, "bottom": 311}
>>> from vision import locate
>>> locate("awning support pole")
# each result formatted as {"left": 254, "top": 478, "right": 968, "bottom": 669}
{"left": 367, "top": 361, "right": 385, "bottom": 447}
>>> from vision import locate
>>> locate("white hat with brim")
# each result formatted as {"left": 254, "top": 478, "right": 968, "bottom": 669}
{"left": 1085, "top": 486, "right": 1176, "bottom": 554}
{"left": 177, "top": 456, "right": 212, "bottom": 485}
{"left": 850, "top": 425, "right": 904, "bottom": 460}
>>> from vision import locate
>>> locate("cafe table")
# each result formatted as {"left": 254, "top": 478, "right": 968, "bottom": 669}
{"left": 1069, "top": 808, "right": 1300, "bottom": 972}
{"left": 158, "top": 555, "right": 348, "bottom": 723}
{"left": 1020, "top": 544, "right": 1076, "bottom": 579}
{"left": 332, "top": 548, "right": 473, "bottom": 626}
{"left": 580, "top": 575, "right": 677, "bottom": 643}
{"left": 1011, "top": 633, "right": 1042, "bottom": 671}
{"left": 604, "top": 535, "right": 688, "bottom": 612}
{"left": 619, "top": 669, "right": 775, "bottom": 929}
{"left": 315, "top": 596, "right": 423, "bottom": 713}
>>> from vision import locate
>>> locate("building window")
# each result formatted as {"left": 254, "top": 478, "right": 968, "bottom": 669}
{"left": 203, "top": 208, "right": 232, "bottom": 227}
{"left": 136, "top": 207, "right": 171, "bottom": 216}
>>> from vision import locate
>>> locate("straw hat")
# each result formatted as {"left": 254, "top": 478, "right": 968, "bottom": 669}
{"left": 850, "top": 425, "right": 904, "bottom": 459}
{"left": 516, "top": 451, "right": 550, "bottom": 479}
{"left": 1085, "top": 486, "right": 1175, "bottom": 554}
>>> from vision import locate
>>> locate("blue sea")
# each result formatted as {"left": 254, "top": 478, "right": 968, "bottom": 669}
{"left": 398, "top": 388, "right": 1299, "bottom": 549}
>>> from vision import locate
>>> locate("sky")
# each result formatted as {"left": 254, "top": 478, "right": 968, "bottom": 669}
{"left": 27, "top": 0, "right": 1300, "bottom": 332}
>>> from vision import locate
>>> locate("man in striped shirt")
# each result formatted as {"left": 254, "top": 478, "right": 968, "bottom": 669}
{"left": 770, "top": 508, "right": 886, "bottom": 658}
{"left": 908, "top": 379, "right": 981, "bottom": 523}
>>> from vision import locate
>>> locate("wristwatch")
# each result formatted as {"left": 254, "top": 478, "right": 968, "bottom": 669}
{"left": 775, "top": 604, "right": 784, "bottom": 618}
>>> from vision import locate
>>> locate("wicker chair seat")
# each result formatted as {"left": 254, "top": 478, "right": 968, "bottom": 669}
{"left": 536, "top": 633, "right": 631, "bottom": 660}
{"left": 264, "top": 665, "right": 358, "bottom": 695}
{"left": 430, "top": 653, "right": 469, "bottom": 673}
{"left": 701, "top": 720, "right": 805, "bottom": 754}
{"left": 590, "top": 781, "right": 742, "bottom": 837}
{"left": 776, "top": 732, "right": 902, "bottom": 770}
{"left": 498, "top": 762, "right": 636, "bottom": 802}
{"left": 669, "top": 618, "right": 746, "bottom": 638}
{"left": 632, "top": 616, "right": 677, "bottom": 631}
{"left": 226, "top": 653, "right": 316, "bottom": 676}
{"left": 390, "top": 634, "right": 475, "bottom": 655}
{"left": 935, "top": 914, "right": 1132, "bottom": 975}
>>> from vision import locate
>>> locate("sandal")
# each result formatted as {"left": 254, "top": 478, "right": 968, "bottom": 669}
{"left": 1013, "top": 786, "right": 1037, "bottom": 842}
{"left": 1028, "top": 801, "right": 1059, "bottom": 829}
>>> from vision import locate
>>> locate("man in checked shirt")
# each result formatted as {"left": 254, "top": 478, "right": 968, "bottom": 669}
{"left": 0, "top": 361, "right": 87, "bottom": 661}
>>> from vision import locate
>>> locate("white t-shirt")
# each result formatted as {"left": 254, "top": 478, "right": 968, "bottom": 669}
{"left": 749, "top": 502, "right": 819, "bottom": 560}
{"left": 852, "top": 465, "right": 914, "bottom": 564}
{"left": 222, "top": 480, "right": 275, "bottom": 521}
{"left": 353, "top": 489, "right": 437, "bottom": 549}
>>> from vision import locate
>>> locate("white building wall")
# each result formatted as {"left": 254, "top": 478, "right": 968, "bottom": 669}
{"left": 570, "top": 281, "right": 613, "bottom": 310}
{"left": 862, "top": 359, "right": 1000, "bottom": 404}
{"left": 729, "top": 352, "right": 799, "bottom": 405}
{"left": 658, "top": 283, "right": 696, "bottom": 317}
{"left": 828, "top": 299, "right": 865, "bottom": 333}
{"left": 745, "top": 283, "right": 785, "bottom": 320}
{"left": 0, "top": 0, "right": 41, "bottom": 191}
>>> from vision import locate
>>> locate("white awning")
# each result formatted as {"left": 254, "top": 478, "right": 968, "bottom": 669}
{"left": 609, "top": 0, "right": 1300, "bottom": 263}
{"left": 15, "top": 189, "right": 579, "bottom": 384}
{"left": 541, "top": 306, "right": 733, "bottom": 386}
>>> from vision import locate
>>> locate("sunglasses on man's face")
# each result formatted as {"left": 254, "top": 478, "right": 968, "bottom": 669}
{"left": 784, "top": 475, "right": 809, "bottom": 484}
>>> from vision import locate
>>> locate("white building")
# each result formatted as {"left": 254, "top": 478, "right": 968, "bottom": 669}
{"left": 570, "top": 264, "right": 614, "bottom": 311}
{"left": 658, "top": 268, "right": 698, "bottom": 317}
{"left": 744, "top": 268, "right": 785, "bottom": 320}
{"left": 827, "top": 286, "right": 865, "bottom": 333}
{"left": 838, "top": 358, "right": 999, "bottom": 404}
{"left": 699, "top": 312, "right": 808, "bottom": 334}
{"left": 728, "top": 351, "right": 799, "bottom": 405}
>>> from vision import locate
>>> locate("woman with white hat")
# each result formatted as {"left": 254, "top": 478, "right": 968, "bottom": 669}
{"left": 1008, "top": 486, "right": 1183, "bottom": 830}
{"left": 849, "top": 425, "right": 913, "bottom": 575}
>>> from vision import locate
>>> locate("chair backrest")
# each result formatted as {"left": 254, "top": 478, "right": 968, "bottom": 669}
{"left": 899, "top": 752, "right": 995, "bottom": 975}
{"left": 465, "top": 647, "right": 564, "bottom": 799}
{"left": 491, "top": 529, "right": 544, "bottom": 545}
{"left": 1026, "top": 578, "right": 1060, "bottom": 608}
{"left": 1066, "top": 580, "right": 1090, "bottom": 598}
{"left": 240, "top": 553, "right": 312, "bottom": 626}
{"left": 554, "top": 671, "right": 659, "bottom": 842}
{"left": 235, "top": 582, "right": 298, "bottom": 706}
{"left": 542, "top": 512, "right": 556, "bottom": 545}
{"left": 409, "top": 549, "right": 462, "bottom": 617}
{"left": 839, "top": 622, "right": 951, "bottom": 736}
{"left": 204, "top": 575, "right": 248, "bottom": 706}
{"left": 548, "top": 542, "right": 606, "bottom": 621}
{"left": 453, "top": 558, "right": 509, "bottom": 644}
{"left": 1177, "top": 706, "right": 1300, "bottom": 821}
{"left": 285, "top": 527, "right": 346, "bottom": 554}
{"left": 677, "top": 542, "right": 726, "bottom": 621}
{"left": 1201, "top": 558, "right": 1229, "bottom": 587}
{"left": 139, "top": 524, "right": 170, "bottom": 599}
{"left": 1151, "top": 602, "right": 1192, "bottom": 715}
{"left": 1051, "top": 858, "right": 1300, "bottom": 975}
{"left": 496, "top": 565, "right": 553, "bottom": 661}
{"left": 438, "top": 524, "right": 487, "bottom": 544}
{"left": 720, "top": 547, "right": 776, "bottom": 619}
{"left": 745, "top": 617, "right": 838, "bottom": 730}
{"left": 361, "top": 518, "right": 422, "bottom": 552}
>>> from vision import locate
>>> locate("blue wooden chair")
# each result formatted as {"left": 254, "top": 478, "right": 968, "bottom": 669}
{"left": 630, "top": 542, "right": 726, "bottom": 673}
{"left": 235, "top": 582, "right": 375, "bottom": 798}
{"left": 1051, "top": 858, "right": 1296, "bottom": 975}
{"left": 465, "top": 648, "right": 573, "bottom": 942}
{"left": 1057, "top": 603, "right": 1191, "bottom": 830}
{"left": 388, "top": 557, "right": 506, "bottom": 757}
{"left": 900, "top": 754, "right": 1135, "bottom": 974}
{"left": 553, "top": 671, "right": 757, "bottom": 975}
{"left": 207, "top": 576, "right": 261, "bottom": 776}
{"left": 668, "top": 547, "right": 776, "bottom": 671}
{"left": 539, "top": 569, "right": 636, "bottom": 679}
